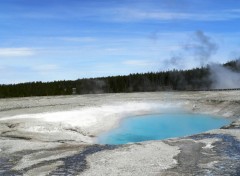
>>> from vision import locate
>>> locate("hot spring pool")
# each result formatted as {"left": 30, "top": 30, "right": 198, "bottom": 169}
{"left": 97, "top": 113, "right": 231, "bottom": 145}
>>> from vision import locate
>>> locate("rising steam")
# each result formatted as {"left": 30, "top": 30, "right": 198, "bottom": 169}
{"left": 164, "top": 30, "right": 218, "bottom": 69}
{"left": 164, "top": 30, "right": 240, "bottom": 89}
{"left": 184, "top": 30, "right": 218, "bottom": 66}
{"left": 209, "top": 61, "right": 240, "bottom": 89}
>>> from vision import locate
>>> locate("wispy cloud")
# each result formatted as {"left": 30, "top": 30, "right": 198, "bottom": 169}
{"left": 114, "top": 8, "right": 240, "bottom": 22}
{"left": 0, "top": 48, "right": 35, "bottom": 57}
{"left": 59, "top": 37, "right": 97, "bottom": 43}
{"left": 31, "top": 64, "right": 60, "bottom": 74}
{"left": 225, "top": 9, "right": 240, "bottom": 13}
{"left": 3, "top": 3, "right": 240, "bottom": 23}
{"left": 115, "top": 9, "right": 192, "bottom": 21}
{"left": 123, "top": 60, "right": 156, "bottom": 67}
{"left": 0, "top": 64, "right": 61, "bottom": 84}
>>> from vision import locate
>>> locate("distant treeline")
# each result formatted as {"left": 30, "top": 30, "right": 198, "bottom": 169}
{"left": 0, "top": 60, "right": 239, "bottom": 98}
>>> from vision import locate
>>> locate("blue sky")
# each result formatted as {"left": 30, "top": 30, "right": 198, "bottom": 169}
{"left": 1, "top": 0, "right": 240, "bottom": 84}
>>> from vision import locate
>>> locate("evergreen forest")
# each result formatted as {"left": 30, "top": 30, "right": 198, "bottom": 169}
{"left": 0, "top": 60, "right": 239, "bottom": 98}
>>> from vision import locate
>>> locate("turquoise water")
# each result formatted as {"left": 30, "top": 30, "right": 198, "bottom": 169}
{"left": 97, "top": 113, "right": 231, "bottom": 145}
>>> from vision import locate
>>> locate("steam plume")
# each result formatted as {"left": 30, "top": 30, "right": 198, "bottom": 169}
{"left": 164, "top": 30, "right": 218, "bottom": 69}
{"left": 164, "top": 30, "right": 240, "bottom": 89}
{"left": 185, "top": 30, "right": 218, "bottom": 66}
{"left": 210, "top": 62, "right": 240, "bottom": 89}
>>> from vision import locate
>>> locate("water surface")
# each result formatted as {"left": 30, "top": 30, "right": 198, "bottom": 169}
{"left": 98, "top": 113, "right": 231, "bottom": 145}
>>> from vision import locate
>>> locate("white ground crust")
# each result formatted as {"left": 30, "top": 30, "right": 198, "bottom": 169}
{"left": 0, "top": 139, "right": 61, "bottom": 154}
{"left": 0, "top": 102, "right": 183, "bottom": 137}
{"left": 209, "top": 129, "right": 240, "bottom": 140}
{"left": 199, "top": 138, "right": 220, "bottom": 149}
{"left": 80, "top": 141, "right": 180, "bottom": 176}
{"left": 13, "top": 150, "right": 80, "bottom": 171}
{"left": 24, "top": 161, "right": 64, "bottom": 176}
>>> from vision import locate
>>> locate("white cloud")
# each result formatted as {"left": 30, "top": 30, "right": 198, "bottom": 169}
{"left": 225, "top": 9, "right": 240, "bottom": 13}
{"left": 123, "top": 60, "right": 156, "bottom": 67}
{"left": 0, "top": 48, "right": 35, "bottom": 57}
{"left": 119, "top": 9, "right": 192, "bottom": 21}
{"left": 115, "top": 8, "right": 240, "bottom": 22}
{"left": 59, "top": 37, "right": 97, "bottom": 42}
{"left": 31, "top": 64, "right": 60, "bottom": 74}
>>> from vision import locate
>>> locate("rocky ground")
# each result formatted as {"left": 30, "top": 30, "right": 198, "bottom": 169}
{"left": 0, "top": 91, "right": 239, "bottom": 176}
